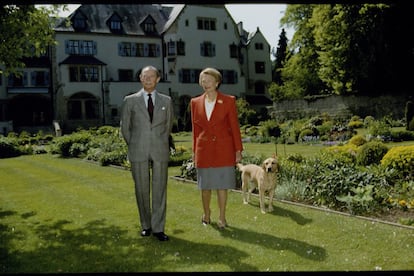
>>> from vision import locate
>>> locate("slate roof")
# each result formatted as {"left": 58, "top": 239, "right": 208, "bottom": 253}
{"left": 54, "top": 4, "right": 174, "bottom": 36}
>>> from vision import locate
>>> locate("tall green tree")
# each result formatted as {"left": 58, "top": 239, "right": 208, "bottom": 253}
{"left": 312, "top": 4, "right": 389, "bottom": 95}
{"left": 272, "top": 28, "right": 288, "bottom": 84}
{"left": 0, "top": 5, "right": 60, "bottom": 76}
{"left": 278, "top": 4, "right": 327, "bottom": 99}
{"left": 278, "top": 3, "right": 412, "bottom": 98}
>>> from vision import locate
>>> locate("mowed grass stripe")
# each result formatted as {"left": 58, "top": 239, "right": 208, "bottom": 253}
{"left": 0, "top": 155, "right": 137, "bottom": 224}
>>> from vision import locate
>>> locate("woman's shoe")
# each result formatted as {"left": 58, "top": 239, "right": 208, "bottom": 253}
{"left": 201, "top": 214, "right": 210, "bottom": 226}
{"left": 217, "top": 220, "right": 227, "bottom": 230}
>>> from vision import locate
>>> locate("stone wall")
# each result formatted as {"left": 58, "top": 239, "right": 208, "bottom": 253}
{"left": 270, "top": 95, "right": 411, "bottom": 121}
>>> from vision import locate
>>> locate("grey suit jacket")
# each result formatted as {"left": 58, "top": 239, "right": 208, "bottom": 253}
{"left": 120, "top": 89, "right": 174, "bottom": 162}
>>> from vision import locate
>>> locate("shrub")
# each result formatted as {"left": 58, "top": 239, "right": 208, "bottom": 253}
{"left": 367, "top": 119, "right": 391, "bottom": 140}
{"left": 52, "top": 131, "right": 92, "bottom": 157}
{"left": 348, "top": 120, "right": 364, "bottom": 129}
{"left": 0, "top": 137, "right": 21, "bottom": 158}
{"left": 390, "top": 130, "right": 414, "bottom": 142}
{"left": 381, "top": 145, "right": 414, "bottom": 180}
{"left": 349, "top": 134, "right": 367, "bottom": 147}
{"left": 356, "top": 141, "right": 388, "bottom": 166}
{"left": 348, "top": 116, "right": 364, "bottom": 129}
{"left": 323, "top": 143, "right": 358, "bottom": 165}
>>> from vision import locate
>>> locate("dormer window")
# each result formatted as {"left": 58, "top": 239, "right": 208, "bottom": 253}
{"left": 140, "top": 15, "right": 157, "bottom": 34}
{"left": 107, "top": 13, "right": 123, "bottom": 34}
{"left": 71, "top": 11, "right": 88, "bottom": 31}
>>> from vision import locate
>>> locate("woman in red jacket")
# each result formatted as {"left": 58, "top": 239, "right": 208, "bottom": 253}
{"left": 191, "top": 67, "right": 243, "bottom": 229}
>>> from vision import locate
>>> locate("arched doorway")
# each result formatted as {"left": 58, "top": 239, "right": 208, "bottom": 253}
{"left": 66, "top": 92, "right": 100, "bottom": 131}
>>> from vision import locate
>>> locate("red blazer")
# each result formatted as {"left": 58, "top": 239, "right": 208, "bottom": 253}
{"left": 191, "top": 91, "right": 243, "bottom": 168}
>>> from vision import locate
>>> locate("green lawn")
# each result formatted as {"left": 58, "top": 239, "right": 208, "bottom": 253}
{"left": 173, "top": 131, "right": 414, "bottom": 158}
{"left": 1, "top": 154, "right": 414, "bottom": 272}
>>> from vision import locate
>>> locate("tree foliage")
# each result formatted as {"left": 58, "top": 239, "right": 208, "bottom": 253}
{"left": 0, "top": 5, "right": 60, "bottom": 76}
{"left": 273, "top": 3, "right": 413, "bottom": 99}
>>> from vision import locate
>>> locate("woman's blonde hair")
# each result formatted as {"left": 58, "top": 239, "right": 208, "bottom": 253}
{"left": 199, "top": 67, "right": 222, "bottom": 87}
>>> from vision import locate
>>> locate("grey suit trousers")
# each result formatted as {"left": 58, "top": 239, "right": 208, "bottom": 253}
{"left": 131, "top": 160, "right": 168, "bottom": 233}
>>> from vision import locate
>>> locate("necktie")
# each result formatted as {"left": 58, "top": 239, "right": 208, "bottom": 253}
{"left": 147, "top": 93, "right": 154, "bottom": 122}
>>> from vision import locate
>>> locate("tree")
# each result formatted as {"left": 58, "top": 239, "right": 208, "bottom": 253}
{"left": 278, "top": 3, "right": 412, "bottom": 97}
{"left": 0, "top": 5, "right": 61, "bottom": 76}
{"left": 272, "top": 28, "right": 288, "bottom": 84}
{"left": 236, "top": 98, "right": 256, "bottom": 126}
{"left": 279, "top": 4, "right": 327, "bottom": 99}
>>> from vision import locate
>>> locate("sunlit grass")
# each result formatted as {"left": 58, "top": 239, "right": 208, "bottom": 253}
{"left": 1, "top": 154, "right": 413, "bottom": 272}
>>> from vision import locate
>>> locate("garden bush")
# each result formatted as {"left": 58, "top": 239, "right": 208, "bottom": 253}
{"left": 52, "top": 131, "right": 92, "bottom": 157}
{"left": 349, "top": 134, "right": 367, "bottom": 146}
{"left": 356, "top": 141, "right": 388, "bottom": 166}
{"left": 0, "top": 137, "right": 21, "bottom": 158}
{"left": 390, "top": 129, "right": 414, "bottom": 142}
{"left": 381, "top": 145, "right": 414, "bottom": 180}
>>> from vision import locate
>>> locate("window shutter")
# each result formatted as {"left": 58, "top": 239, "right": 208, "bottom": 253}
{"left": 93, "top": 41, "right": 97, "bottom": 55}
{"left": 79, "top": 40, "right": 84, "bottom": 55}
{"left": 23, "top": 72, "right": 28, "bottom": 86}
{"left": 143, "top": 43, "right": 149, "bottom": 57}
{"left": 200, "top": 43, "right": 204, "bottom": 56}
{"left": 8, "top": 75, "right": 14, "bottom": 86}
{"left": 31, "top": 72, "right": 36, "bottom": 86}
{"left": 156, "top": 44, "right": 160, "bottom": 57}
{"left": 65, "top": 40, "right": 70, "bottom": 54}
{"left": 212, "top": 44, "right": 216, "bottom": 56}
{"left": 118, "top": 43, "right": 123, "bottom": 56}
{"left": 178, "top": 70, "right": 183, "bottom": 82}
{"left": 45, "top": 72, "right": 50, "bottom": 85}
{"left": 131, "top": 43, "right": 137, "bottom": 56}
{"left": 190, "top": 70, "right": 195, "bottom": 83}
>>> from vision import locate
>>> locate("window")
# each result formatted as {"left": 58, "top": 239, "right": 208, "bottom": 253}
{"left": 143, "top": 22, "right": 155, "bottom": 33}
{"left": 69, "top": 66, "right": 99, "bottom": 82}
{"left": 229, "top": 43, "right": 238, "bottom": 58}
{"left": 197, "top": 18, "right": 216, "bottom": 30}
{"left": 8, "top": 72, "right": 27, "bottom": 87}
{"left": 110, "top": 20, "right": 121, "bottom": 30}
{"left": 255, "top": 62, "right": 265, "bottom": 74}
{"left": 65, "top": 40, "right": 97, "bottom": 55}
{"left": 167, "top": 40, "right": 185, "bottom": 56}
{"left": 120, "top": 42, "right": 131, "bottom": 56}
{"left": 119, "top": 42, "right": 160, "bottom": 57}
{"left": 167, "top": 41, "right": 176, "bottom": 56}
{"left": 148, "top": 44, "right": 157, "bottom": 57}
{"left": 200, "top": 42, "right": 215, "bottom": 57}
{"left": 83, "top": 41, "right": 94, "bottom": 55}
{"left": 255, "top": 43, "right": 264, "bottom": 50}
{"left": 255, "top": 82, "right": 265, "bottom": 94}
{"left": 31, "top": 71, "right": 49, "bottom": 86}
{"left": 68, "top": 40, "right": 80, "bottom": 55}
{"left": 118, "top": 69, "right": 133, "bottom": 81}
{"left": 179, "top": 69, "right": 202, "bottom": 83}
{"left": 177, "top": 40, "right": 185, "bottom": 55}
{"left": 140, "top": 16, "right": 157, "bottom": 34}
{"left": 221, "top": 70, "right": 238, "bottom": 84}
{"left": 224, "top": 22, "right": 227, "bottom": 30}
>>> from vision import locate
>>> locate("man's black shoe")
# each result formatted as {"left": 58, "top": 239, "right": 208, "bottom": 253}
{"left": 141, "top": 228, "right": 152, "bottom": 237}
{"left": 153, "top": 232, "right": 169, "bottom": 241}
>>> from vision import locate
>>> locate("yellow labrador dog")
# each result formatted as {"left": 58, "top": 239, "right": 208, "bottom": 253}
{"left": 237, "top": 157, "right": 279, "bottom": 214}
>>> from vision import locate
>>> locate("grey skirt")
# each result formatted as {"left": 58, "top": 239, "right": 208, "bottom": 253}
{"left": 196, "top": 166, "right": 236, "bottom": 190}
